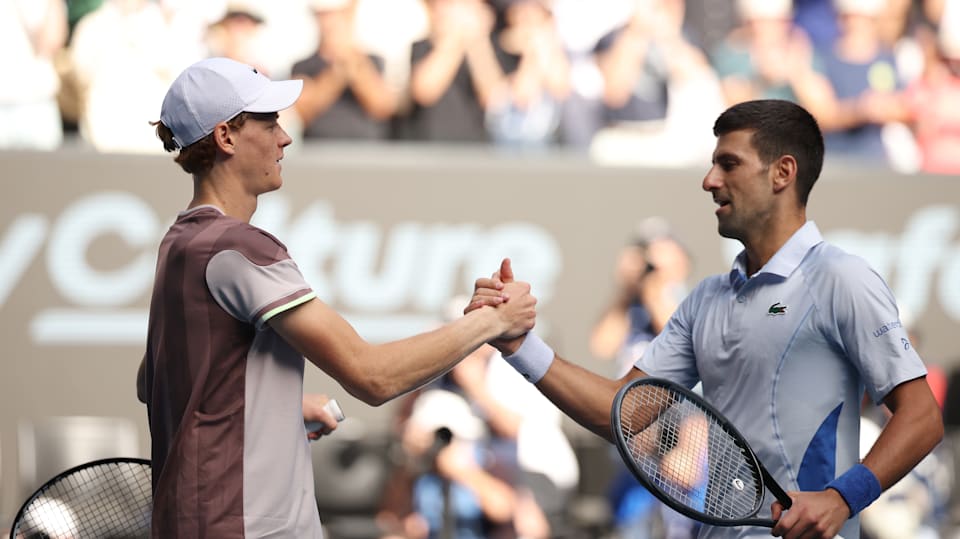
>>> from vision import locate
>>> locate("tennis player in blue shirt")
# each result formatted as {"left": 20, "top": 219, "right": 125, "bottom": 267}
{"left": 468, "top": 99, "right": 943, "bottom": 539}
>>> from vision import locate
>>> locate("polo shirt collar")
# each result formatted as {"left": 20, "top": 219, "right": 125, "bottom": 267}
{"left": 729, "top": 221, "right": 824, "bottom": 286}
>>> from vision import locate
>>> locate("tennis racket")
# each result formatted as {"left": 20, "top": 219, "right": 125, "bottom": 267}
{"left": 611, "top": 377, "right": 792, "bottom": 528}
{"left": 10, "top": 457, "right": 152, "bottom": 539}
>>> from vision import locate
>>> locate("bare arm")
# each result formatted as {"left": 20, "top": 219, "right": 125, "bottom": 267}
{"left": 436, "top": 441, "right": 517, "bottom": 523}
{"left": 598, "top": 30, "right": 649, "bottom": 108}
{"left": 863, "top": 376, "right": 943, "bottom": 489}
{"left": 342, "top": 52, "right": 398, "bottom": 120}
{"left": 410, "top": 37, "right": 469, "bottom": 106}
{"left": 529, "top": 355, "right": 646, "bottom": 442}
{"left": 24, "top": 0, "right": 67, "bottom": 58}
{"left": 270, "top": 283, "right": 535, "bottom": 406}
{"left": 293, "top": 69, "right": 349, "bottom": 124}
{"left": 463, "top": 36, "right": 509, "bottom": 108}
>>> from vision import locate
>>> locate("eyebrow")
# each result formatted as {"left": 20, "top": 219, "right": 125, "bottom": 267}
{"left": 712, "top": 151, "right": 741, "bottom": 164}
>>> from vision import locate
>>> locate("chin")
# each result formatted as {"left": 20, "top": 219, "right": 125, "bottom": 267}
{"left": 716, "top": 222, "right": 741, "bottom": 241}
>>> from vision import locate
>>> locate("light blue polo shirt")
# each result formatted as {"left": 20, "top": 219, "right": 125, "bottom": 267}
{"left": 636, "top": 221, "right": 927, "bottom": 539}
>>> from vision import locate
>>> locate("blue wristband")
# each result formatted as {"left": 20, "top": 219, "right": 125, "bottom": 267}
{"left": 502, "top": 333, "right": 555, "bottom": 383}
{"left": 826, "top": 463, "right": 882, "bottom": 517}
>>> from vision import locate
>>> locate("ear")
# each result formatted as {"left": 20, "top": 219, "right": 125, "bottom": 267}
{"left": 212, "top": 122, "right": 237, "bottom": 156}
{"left": 771, "top": 155, "right": 797, "bottom": 194}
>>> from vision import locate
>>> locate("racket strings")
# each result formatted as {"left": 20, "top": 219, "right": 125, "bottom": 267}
{"left": 15, "top": 461, "right": 152, "bottom": 538}
{"left": 620, "top": 385, "right": 763, "bottom": 520}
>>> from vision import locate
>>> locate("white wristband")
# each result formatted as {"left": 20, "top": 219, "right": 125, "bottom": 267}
{"left": 503, "top": 333, "right": 554, "bottom": 383}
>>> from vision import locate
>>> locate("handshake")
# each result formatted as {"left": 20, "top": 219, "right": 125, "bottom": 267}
{"left": 464, "top": 258, "right": 537, "bottom": 355}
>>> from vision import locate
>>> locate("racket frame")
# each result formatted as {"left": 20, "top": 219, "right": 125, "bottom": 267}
{"left": 611, "top": 377, "right": 792, "bottom": 528}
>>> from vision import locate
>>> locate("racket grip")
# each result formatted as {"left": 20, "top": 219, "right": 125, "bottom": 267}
{"left": 305, "top": 399, "right": 345, "bottom": 435}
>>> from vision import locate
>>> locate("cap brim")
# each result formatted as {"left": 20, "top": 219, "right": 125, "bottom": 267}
{"left": 244, "top": 79, "right": 303, "bottom": 113}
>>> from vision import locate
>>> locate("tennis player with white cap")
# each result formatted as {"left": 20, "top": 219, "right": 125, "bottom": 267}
{"left": 137, "top": 57, "right": 537, "bottom": 538}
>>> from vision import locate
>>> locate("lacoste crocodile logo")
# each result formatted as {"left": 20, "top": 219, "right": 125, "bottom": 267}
{"left": 768, "top": 302, "right": 787, "bottom": 315}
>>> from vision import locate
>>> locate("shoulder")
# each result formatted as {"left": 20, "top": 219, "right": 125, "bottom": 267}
{"left": 802, "top": 242, "right": 896, "bottom": 311}
{"left": 803, "top": 242, "right": 878, "bottom": 285}
{"left": 212, "top": 219, "right": 292, "bottom": 266}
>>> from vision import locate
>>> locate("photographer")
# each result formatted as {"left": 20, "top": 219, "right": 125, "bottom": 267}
{"left": 589, "top": 218, "right": 696, "bottom": 539}
{"left": 590, "top": 217, "right": 692, "bottom": 376}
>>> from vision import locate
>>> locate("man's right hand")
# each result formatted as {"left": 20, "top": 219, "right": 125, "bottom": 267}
{"left": 468, "top": 258, "right": 533, "bottom": 354}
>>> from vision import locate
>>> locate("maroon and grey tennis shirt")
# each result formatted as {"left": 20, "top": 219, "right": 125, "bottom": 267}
{"left": 139, "top": 205, "right": 322, "bottom": 537}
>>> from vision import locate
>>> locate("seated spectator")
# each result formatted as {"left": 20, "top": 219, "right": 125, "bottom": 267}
{"left": 291, "top": 0, "right": 398, "bottom": 141}
{"left": 484, "top": 0, "right": 572, "bottom": 148}
{"left": 401, "top": 0, "right": 506, "bottom": 143}
{"left": 1, "top": 0, "right": 67, "bottom": 150}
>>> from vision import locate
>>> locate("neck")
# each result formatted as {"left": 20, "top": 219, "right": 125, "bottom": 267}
{"left": 741, "top": 209, "right": 806, "bottom": 276}
{"left": 190, "top": 169, "right": 257, "bottom": 222}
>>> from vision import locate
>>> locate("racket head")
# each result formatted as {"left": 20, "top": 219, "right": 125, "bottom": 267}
{"left": 611, "top": 377, "right": 778, "bottom": 528}
{"left": 10, "top": 457, "right": 152, "bottom": 539}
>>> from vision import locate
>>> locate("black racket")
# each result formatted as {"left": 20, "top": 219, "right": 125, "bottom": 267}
{"left": 611, "top": 377, "right": 792, "bottom": 528}
{"left": 10, "top": 457, "right": 152, "bottom": 539}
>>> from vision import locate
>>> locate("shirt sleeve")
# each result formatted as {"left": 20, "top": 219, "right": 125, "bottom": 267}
{"left": 635, "top": 280, "right": 704, "bottom": 389}
{"left": 206, "top": 247, "right": 315, "bottom": 331}
{"left": 822, "top": 254, "right": 927, "bottom": 403}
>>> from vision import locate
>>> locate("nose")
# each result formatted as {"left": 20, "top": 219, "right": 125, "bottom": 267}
{"left": 279, "top": 126, "right": 293, "bottom": 148}
{"left": 702, "top": 165, "right": 721, "bottom": 192}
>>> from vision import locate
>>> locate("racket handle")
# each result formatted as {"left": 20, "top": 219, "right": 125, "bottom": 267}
{"left": 305, "top": 399, "right": 345, "bottom": 435}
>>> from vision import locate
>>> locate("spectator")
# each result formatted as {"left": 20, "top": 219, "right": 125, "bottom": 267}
{"left": 814, "top": 0, "right": 910, "bottom": 166}
{"left": 291, "top": 0, "right": 397, "bottom": 140}
{"left": 0, "top": 0, "right": 67, "bottom": 150}
{"left": 550, "top": 0, "right": 625, "bottom": 148}
{"left": 401, "top": 0, "right": 506, "bottom": 142}
{"left": 710, "top": 0, "right": 836, "bottom": 118}
{"left": 484, "top": 0, "right": 572, "bottom": 148}
{"left": 69, "top": 0, "right": 200, "bottom": 153}
{"left": 589, "top": 0, "right": 726, "bottom": 167}
{"left": 205, "top": 1, "right": 269, "bottom": 71}
{"left": 882, "top": 0, "right": 960, "bottom": 174}
{"left": 589, "top": 218, "right": 697, "bottom": 539}
{"left": 590, "top": 218, "right": 692, "bottom": 376}
{"left": 378, "top": 298, "right": 579, "bottom": 539}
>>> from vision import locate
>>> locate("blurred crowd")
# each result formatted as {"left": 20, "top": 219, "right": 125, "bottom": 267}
{"left": 4, "top": 0, "right": 960, "bottom": 174}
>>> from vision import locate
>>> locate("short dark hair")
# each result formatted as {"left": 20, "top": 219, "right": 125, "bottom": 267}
{"left": 713, "top": 100, "right": 824, "bottom": 205}
{"left": 152, "top": 112, "right": 252, "bottom": 177}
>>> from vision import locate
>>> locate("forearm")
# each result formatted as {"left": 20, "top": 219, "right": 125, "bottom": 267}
{"left": 599, "top": 38, "right": 646, "bottom": 107}
{"left": 293, "top": 71, "right": 348, "bottom": 123}
{"left": 275, "top": 301, "right": 505, "bottom": 405}
{"left": 464, "top": 41, "right": 507, "bottom": 107}
{"left": 450, "top": 466, "right": 516, "bottom": 522}
{"left": 32, "top": 0, "right": 67, "bottom": 58}
{"left": 345, "top": 55, "right": 398, "bottom": 119}
{"left": 530, "top": 353, "right": 635, "bottom": 442}
{"left": 589, "top": 308, "right": 630, "bottom": 359}
{"left": 862, "top": 378, "right": 943, "bottom": 489}
{"left": 410, "top": 41, "right": 466, "bottom": 106}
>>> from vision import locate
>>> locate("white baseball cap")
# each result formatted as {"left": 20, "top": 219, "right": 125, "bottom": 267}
{"left": 160, "top": 57, "right": 303, "bottom": 149}
{"left": 408, "top": 389, "right": 485, "bottom": 441}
